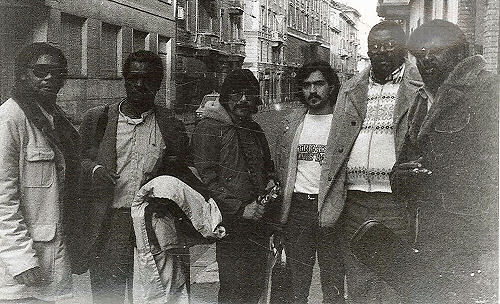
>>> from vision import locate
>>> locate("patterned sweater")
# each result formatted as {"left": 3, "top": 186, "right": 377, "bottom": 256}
{"left": 346, "top": 64, "right": 405, "bottom": 192}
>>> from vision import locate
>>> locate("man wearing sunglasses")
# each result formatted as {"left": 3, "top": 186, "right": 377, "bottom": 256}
{"left": 78, "top": 50, "right": 191, "bottom": 303}
{"left": 0, "top": 42, "right": 81, "bottom": 302}
{"left": 190, "top": 69, "right": 276, "bottom": 304}
{"left": 327, "top": 21, "right": 422, "bottom": 303}
{"left": 390, "top": 20, "right": 498, "bottom": 303}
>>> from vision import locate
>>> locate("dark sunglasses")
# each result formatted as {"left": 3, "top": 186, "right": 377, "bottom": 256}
{"left": 28, "top": 65, "right": 68, "bottom": 78}
{"left": 228, "top": 90, "right": 260, "bottom": 100}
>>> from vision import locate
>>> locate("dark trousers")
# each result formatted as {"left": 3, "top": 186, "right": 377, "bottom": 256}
{"left": 284, "top": 193, "right": 345, "bottom": 304}
{"left": 89, "top": 209, "right": 135, "bottom": 304}
{"left": 216, "top": 222, "right": 268, "bottom": 304}
{"left": 341, "top": 191, "right": 405, "bottom": 304}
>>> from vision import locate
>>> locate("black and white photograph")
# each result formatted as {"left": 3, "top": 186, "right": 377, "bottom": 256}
{"left": 0, "top": 0, "right": 498, "bottom": 303}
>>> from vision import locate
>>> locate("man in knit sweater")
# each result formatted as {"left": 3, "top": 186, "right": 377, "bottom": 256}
{"left": 330, "top": 21, "right": 421, "bottom": 303}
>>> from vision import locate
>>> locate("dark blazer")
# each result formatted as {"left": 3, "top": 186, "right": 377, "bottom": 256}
{"left": 73, "top": 101, "right": 190, "bottom": 273}
{"left": 391, "top": 55, "right": 499, "bottom": 274}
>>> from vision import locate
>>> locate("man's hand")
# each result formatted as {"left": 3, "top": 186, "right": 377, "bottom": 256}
{"left": 394, "top": 156, "right": 432, "bottom": 177}
{"left": 242, "top": 201, "right": 265, "bottom": 221}
{"left": 92, "top": 165, "right": 120, "bottom": 186}
{"left": 14, "top": 267, "right": 46, "bottom": 286}
{"left": 265, "top": 179, "right": 276, "bottom": 191}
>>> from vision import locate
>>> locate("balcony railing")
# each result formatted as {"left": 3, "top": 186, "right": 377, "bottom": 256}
{"left": 377, "top": 0, "right": 411, "bottom": 18}
{"left": 224, "top": 39, "right": 246, "bottom": 56}
{"left": 271, "top": 31, "right": 284, "bottom": 42}
{"left": 227, "top": 0, "right": 244, "bottom": 15}
{"left": 195, "top": 32, "right": 221, "bottom": 51}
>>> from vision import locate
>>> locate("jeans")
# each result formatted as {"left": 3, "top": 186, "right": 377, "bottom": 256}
{"left": 284, "top": 193, "right": 345, "bottom": 304}
{"left": 216, "top": 221, "right": 268, "bottom": 304}
{"left": 341, "top": 191, "right": 405, "bottom": 304}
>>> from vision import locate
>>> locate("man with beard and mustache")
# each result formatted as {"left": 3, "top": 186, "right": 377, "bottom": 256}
{"left": 190, "top": 69, "right": 276, "bottom": 304}
{"left": 274, "top": 60, "right": 344, "bottom": 303}
{"left": 78, "top": 50, "right": 191, "bottom": 303}
{"left": 328, "top": 21, "right": 421, "bottom": 303}
{"left": 0, "top": 42, "right": 80, "bottom": 302}
{"left": 390, "top": 20, "right": 498, "bottom": 303}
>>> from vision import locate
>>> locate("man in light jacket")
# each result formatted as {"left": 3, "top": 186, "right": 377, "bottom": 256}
{"left": 274, "top": 60, "right": 344, "bottom": 304}
{"left": 0, "top": 43, "right": 80, "bottom": 302}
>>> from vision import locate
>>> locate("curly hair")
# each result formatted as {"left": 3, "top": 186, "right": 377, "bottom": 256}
{"left": 296, "top": 60, "right": 341, "bottom": 103}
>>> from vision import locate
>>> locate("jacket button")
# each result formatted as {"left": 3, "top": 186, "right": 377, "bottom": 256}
{"left": 351, "top": 121, "right": 357, "bottom": 126}
{"left": 328, "top": 175, "right": 333, "bottom": 181}
{"left": 338, "top": 147, "right": 344, "bottom": 153}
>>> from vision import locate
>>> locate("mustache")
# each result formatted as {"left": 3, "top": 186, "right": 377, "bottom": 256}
{"left": 308, "top": 93, "right": 321, "bottom": 100}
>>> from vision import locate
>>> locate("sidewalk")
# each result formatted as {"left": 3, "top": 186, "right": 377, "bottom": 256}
{"left": 190, "top": 244, "right": 219, "bottom": 304}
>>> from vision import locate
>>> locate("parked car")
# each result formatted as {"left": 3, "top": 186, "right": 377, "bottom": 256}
{"left": 196, "top": 91, "right": 220, "bottom": 120}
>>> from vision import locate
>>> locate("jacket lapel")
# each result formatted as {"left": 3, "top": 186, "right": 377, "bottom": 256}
{"left": 98, "top": 103, "right": 119, "bottom": 173}
{"left": 393, "top": 63, "right": 422, "bottom": 128}
{"left": 417, "top": 56, "right": 484, "bottom": 140}
{"left": 418, "top": 86, "right": 466, "bottom": 140}
{"left": 280, "top": 108, "right": 306, "bottom": 221}
{"left": 317, "top": 73, "right": 368, "bottom": 204}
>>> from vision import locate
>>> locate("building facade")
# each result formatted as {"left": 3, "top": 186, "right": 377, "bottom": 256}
{"left": 174, "top": 0, "right": 245, "bottom": 113}
{"left": 377, "top": 0, "right": 499, "bottom": 73}
{"left": 330, "top": 1, "right": 361, "bottom": 83}
{"left": 0, "top": 0, "right": 177, "bottom": 123}
{"left": 282, "top": 0, "right": 333, "bottom": 103}
{"left": 242, "top": 0, "right": 287, "bottom": 105}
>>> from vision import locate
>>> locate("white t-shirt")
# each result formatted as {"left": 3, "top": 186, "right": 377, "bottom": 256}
{"left": 293, "top": 113, "right": 333, "bottom": 194}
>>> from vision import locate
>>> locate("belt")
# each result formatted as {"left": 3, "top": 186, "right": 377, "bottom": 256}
{"left": 293, "top": 192, "right": 318, "bottom": 201}
{"left": 112, "top": 207, "right": 132, "bottom": 214}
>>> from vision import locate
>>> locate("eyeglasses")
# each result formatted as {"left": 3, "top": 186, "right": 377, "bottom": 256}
{"left": 228, "top": 90, "right": 260, "bottom": 101}
{"left": 368, "top": 41, "right": 398, "bottom": 53}
{"left": 28, "top": 65, "right": 68, "bottom": 78}
{"left": 411, "top": 47, "right": 451, "bottom": 59}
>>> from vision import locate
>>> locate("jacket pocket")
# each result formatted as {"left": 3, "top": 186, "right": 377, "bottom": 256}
{"left": 31, "top": 224, "right": 57, "bottom": 242}
{"left": 434, "top": 109, "right": 470, "bottom": 133}
{"left": 24, "top": 147, "right": 55, "bottom": 188}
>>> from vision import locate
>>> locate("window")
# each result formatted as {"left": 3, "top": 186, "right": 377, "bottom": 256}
{"left": 230, "top": 15, "right": 242, "bottom": 40}
{"left": 157, "top": 36, "right": 171, "bottom": 106}
{"left": 443, "top": 0, "right": 448, "bottom": 20}
{"left": 101, "top": 23, "right": 120, "bottom": 78}
{"left": 133, "top": 29, "right": 148, "bottom": 51}
{"left": 60, "top": 13, "right": 85, "bottom": 77}
{"left": 260, "top": 41, "right": 263, "bottom": 61}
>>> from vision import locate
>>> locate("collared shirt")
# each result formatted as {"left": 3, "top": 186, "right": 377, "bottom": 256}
{"left": 418, "top": 86, "right": 434, "bottom": 111}
{"left": 112, "top": 102, "right": 165, "bottom": 208}
{"left": 369, "top": 63, "right": 405, "bottom": 85}
{"left": 347, "top": 64, "right": 406, "bottom": 193}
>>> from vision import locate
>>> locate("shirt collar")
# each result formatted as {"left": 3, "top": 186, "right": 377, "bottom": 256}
{"left": 417, "top": 86, "right": 435, "bottom": 109}
{"left": 370, "top": 63, "right": 405, "bottom": 85}
{"left": 118, "top": 100, "right": 153, "bottom": 125}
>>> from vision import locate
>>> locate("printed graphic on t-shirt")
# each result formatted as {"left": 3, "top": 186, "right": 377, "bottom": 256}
{"left": 297, "top": 144, "right": 327, "bottom": 164}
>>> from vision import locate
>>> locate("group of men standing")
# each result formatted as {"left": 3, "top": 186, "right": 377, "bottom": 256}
{"left": 0, "top": 18, "right": 497, "bottom": 304}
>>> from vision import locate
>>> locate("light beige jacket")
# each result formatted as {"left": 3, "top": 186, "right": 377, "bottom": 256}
{"left": 0, "top": 99, "right": 72, "bottom": 301}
